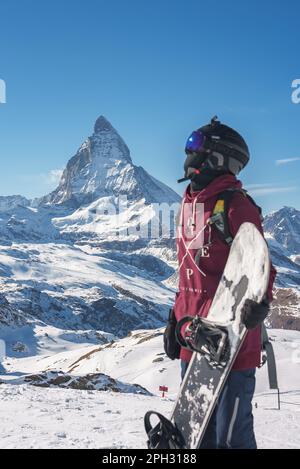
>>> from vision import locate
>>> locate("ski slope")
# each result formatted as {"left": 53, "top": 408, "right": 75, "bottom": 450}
{"left": 0, "top": 383, "right": 299, "bottom": 449}
{"left": 0, "top": 328, "right": 300, "bottom": 448}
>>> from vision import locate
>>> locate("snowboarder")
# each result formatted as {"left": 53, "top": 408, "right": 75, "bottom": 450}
{"left": 164, "top": 116, "right": 277, "bottom": 449}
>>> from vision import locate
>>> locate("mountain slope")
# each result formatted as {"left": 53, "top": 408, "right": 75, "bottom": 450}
{"left": 39, "top": 116, "right": 180, "bottom": 207}
{"left": 263, "top": 208, "right": 300, "bottom": 328}
{"left": 264, "top": 207, "right": 300, "bottom": 254}
{"left": 265, "top": 233, "right": 300, "bottom": 288}
{"left": 0, "top": 116, "right": 179, "bottom": 341}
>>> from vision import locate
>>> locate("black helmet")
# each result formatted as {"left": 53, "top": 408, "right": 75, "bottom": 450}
{"left": 185, "top": 116, "right": 250, "bottom": 175}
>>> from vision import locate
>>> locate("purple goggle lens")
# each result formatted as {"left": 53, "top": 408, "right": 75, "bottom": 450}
{"left": 185, "top": 130, "right": 206, "bottom": 153}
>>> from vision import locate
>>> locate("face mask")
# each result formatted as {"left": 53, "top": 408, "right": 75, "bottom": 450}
{"left": 183, "top": 152, "right": 207, "bottom": 175}
{"left": 189, "top": 169, "right": 220, "bottom": 192}
{"left": 183, "top": 152, "right": 226, "bottom": 192}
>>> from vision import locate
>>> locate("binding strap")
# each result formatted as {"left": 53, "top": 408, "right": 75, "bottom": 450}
{"left": 175, "top": 316, "right": 195, "bottom": 349}
{"left": 144, "top": 411, "right": 186, "bottom": 449}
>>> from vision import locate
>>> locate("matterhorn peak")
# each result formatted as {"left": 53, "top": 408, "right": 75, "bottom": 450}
{"left": 38, "top": 115, "right": 180, "bottom": 208}
{"left": 94, "top": 115, "right": 115, "bottom": 134}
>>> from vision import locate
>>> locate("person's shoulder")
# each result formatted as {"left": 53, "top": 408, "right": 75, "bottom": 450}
{"left": 229, "top": 189, "right": 261, "bottom": 222}
{"left": 231, "top": 189, "right": 258, "bottom": 209}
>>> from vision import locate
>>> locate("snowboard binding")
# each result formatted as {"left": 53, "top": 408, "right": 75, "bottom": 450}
{"left": 176, "top": 316, "right": 230, "bottom": 367}
{"left": 144, "top": 411, "right": 186, "bottom": 449}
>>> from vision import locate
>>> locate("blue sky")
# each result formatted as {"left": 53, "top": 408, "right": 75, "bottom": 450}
{"left": 0, "top": 0, "right": 299, "bottom": 214}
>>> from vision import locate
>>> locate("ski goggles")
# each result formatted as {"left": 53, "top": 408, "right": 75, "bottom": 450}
{"left": 185, "top": 130, "right": 207, "bottom": 154}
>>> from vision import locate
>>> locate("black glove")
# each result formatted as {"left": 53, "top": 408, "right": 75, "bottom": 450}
{"left": 163, "top": 309, "right": 181, "bottom": 360}
{"left": 241, "top": 299, "right": 270, "bottom": 330}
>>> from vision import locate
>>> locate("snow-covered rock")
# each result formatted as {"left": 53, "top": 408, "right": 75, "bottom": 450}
{"left": 263, "top": 212, "right": 300, "bottom": 328}
{"left": 0, "top": 195, "right": 30, "bottom": 212}
{"left": 264, "top": 206, "right": 300, "bottom": 254}
{"left": 268, "top": 288, "right": 300, "bottom": 330}
{"left": 0, "top": 294, "right": 24, "bottom": 327}
{"left": 22, "top": 370, "right": 151, "bottom": 395}
{"left": 265, "top": 233, "right": 300, "bottom": 288}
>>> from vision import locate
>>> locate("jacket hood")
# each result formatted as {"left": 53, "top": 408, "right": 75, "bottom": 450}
{"left": 183, "top": 174, "right": 242, "bottom": 203}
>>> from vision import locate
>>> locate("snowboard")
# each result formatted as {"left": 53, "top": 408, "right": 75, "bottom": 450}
{"left": 145, "top": 222, "right": 270, "bottom": 449}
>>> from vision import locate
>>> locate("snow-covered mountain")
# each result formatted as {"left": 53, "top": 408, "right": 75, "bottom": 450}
{"left": 0, "top": 195, "right": 30, "bottom": 212}
{"left": 0, "top": 116, "right": 180, "bottom": 347}
{"left": 39, "top": 116, "right": 179, "bottom": 208}
{"left": 264, "top": 207, "right": 300, "bottom": 254}
{"left": 263, "top": 207, "right": 300, "bottom": 329}
{"left": 0, "top": 116, "right": 180, "bottom": 244}
{"left": 264, "top": 233, "right": 300, "bottom": 288}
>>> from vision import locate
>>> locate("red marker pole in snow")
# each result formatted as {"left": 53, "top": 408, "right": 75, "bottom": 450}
{"left": 159, "top": 385, "right": 168, "bottom": 398}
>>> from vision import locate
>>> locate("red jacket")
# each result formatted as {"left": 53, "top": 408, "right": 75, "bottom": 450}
{"left": 174, "top": 174, "right": 276, "bottom": 370}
